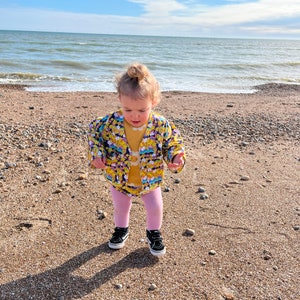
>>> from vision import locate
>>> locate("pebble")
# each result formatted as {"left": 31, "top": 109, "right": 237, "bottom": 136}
{"left": 293, "top": 225, "right": 300, "bottom": 231}
{"left": 241, "top": 141, "right": 249, "bottom": 147}
{"left": 38, "top": 141, "right": 52, "bottom": 149}
{"left": 229, "top": 181, "right": 240, "bottom": 184}
{"left": 209, "top": 250, "right": 217, "bottom": 255}
{"left": 5, "top": 162, "right": 17, "bottom": 169}
{"left": 115, "top": 283, "right": 123, "bottom": 289}
{"left": 97, "top": 210, "right": 107, "bottom": 220}
{"left": 163, "top": 187, "right": 170, "bottom": 192}
{"left": 221, "top": 286, "right": 235, "bottom": 300}
{"left": 264, "top": 254, "right": 272, "bottom": 260}
{"left": 174, "top": 178, "right": 181, "bottom": 184}
{"left": 263, "top": 250, "right": 272, "bottom": 260}
{"left": 198, "top": 187, "right": 206, "bottom": 193}
{"left": 77, "top": 173, "right": 88, "bottom": 180}
{"left": 148, "top": 283, "right": 157, "bottom": 291}
{"left": 200, "top": 193, "right": 209, "bottom": 200}
{"left": 240, "top": 176, "right": 250, "bottom": 181}
{"left": 183, "top": 228, "right": 195, "bottom": 236}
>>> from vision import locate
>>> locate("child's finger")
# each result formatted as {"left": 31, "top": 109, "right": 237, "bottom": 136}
{"left": 177, "top": 152, "right": 184, "bottom": 159}
{"left": 168, "top": 162, "right": 182, "bottom": 169}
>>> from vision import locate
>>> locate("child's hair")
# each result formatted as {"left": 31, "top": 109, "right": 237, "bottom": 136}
{"left": 115, "top": 62, "right": 161, "bottom": 106}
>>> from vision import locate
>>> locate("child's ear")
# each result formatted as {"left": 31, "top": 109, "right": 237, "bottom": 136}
{"left": 151, "top": 98, "right": 157, "bottom": 108}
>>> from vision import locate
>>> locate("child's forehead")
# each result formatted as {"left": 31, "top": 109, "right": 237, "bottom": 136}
{"left": 120, "top": 94, "right": 152, "bottom": 108}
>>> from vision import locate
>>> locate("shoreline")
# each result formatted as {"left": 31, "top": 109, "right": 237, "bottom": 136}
{"left": 1, "top": 82, "right": 300, "bottom": 95}
{"left": 0, "top": 84, "right": 299, "bottom": 299}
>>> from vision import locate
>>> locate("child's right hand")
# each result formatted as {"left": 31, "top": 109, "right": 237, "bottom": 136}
{"left": 167, "top": 152, "right": 185, "bottom": 172}
{"left": 91, "top": 157, "right": 106, "bottom": 169}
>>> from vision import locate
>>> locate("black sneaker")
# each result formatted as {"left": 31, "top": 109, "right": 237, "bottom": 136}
{"left": 146, "top": 229, "right": 166, "bottom": 257}
{"left": 108, "top": 227, "right": 129, "bottom": 249}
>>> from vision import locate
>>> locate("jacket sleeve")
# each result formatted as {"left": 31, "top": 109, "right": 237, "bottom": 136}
{"left": 162, "top": 120, "right": 186, "bottom": 172}
{"left": 87, "top": 115, "right": 109, "bottom": 165}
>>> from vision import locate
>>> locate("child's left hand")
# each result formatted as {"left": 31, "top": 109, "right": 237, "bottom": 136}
{"left": 168, "top": 152, "right": 185, "bottom": 172}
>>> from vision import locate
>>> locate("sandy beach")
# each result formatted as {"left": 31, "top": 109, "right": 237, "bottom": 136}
{"left": 0, "top": 83, "right": 299, "bottom": 299}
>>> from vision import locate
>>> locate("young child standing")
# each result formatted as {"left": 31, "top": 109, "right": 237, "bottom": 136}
{"left": 87, "top": 63, "right": 185, "bottom": 257}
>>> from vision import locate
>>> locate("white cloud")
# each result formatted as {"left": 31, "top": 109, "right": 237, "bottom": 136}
{"left": 129, "top": 0, "right": 300, "bottom": 26}
{"left": 130, "top": 0, "right": 300, "bottom": 36}
{"left": 190, "top": 0, "right": 300, "bottom": 26}
{"left": 129, "top": 0, "right": 187, "bottom": 16}
{"left": 0, "top": 0, "right": 300, "bottom": 37}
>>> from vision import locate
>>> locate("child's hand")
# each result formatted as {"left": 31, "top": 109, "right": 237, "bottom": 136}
{"left": 168, "top": 153, "right": 185, "bottom": 172}
{"left": 91, "top": 157, "right": 106, "bottom": 169}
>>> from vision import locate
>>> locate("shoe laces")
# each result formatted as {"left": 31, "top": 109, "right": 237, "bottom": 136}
{"left": 148, "top": 230, "right": 162, "bottom": 242}
{"left": 113, "top": 227, "right": 128, "bottom": 238}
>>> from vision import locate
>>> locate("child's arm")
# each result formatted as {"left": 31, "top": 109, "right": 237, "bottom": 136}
{"left": 162, "top": 120, "right": 186, "bottom": 173}
{"left": 87, "top": 116, "right": 108, "bottom": 168}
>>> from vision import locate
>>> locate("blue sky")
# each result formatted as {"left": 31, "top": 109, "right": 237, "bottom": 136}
{"left": 0, "top": 0, "right": 300, "bottom": 38}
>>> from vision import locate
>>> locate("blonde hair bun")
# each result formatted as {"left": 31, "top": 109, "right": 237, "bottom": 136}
{"left": 116, "top": 62, "right": 161, "bottom": 106}
{"left": 127, "top": 63, "right": 149, "bottom": 82}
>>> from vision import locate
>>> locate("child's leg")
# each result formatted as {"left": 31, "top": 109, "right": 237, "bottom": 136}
{"left": 141, "top": 187, "right": 163, "bottom": 230}
{"left": 110, "top": 186, "right": 132, "bottom": 228}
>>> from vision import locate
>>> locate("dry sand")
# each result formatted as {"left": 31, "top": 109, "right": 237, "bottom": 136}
{"left": 0, "top": 83, "right": 299, "bottom": 299}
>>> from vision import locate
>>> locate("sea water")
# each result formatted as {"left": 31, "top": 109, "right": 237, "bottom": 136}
{"left": 0, "top": 30, "right": 299, "bottom": 93}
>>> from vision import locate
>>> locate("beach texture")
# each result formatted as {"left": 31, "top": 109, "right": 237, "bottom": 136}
{"left": 0, "top": 84, "right": 299, "bottom": 299}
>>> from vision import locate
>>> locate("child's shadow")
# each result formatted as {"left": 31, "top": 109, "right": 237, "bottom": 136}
{"left": 0, "top": 244, "right": 158, "bottom": 299}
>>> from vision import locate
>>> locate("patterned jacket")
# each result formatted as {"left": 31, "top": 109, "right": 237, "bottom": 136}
{"left": 87, "top": 110, "right": 185, "bottom": 194}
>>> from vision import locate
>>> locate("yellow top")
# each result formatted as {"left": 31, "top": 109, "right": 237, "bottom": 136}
{"left": 124, "top": 120, "right": 147, "bottom": 186}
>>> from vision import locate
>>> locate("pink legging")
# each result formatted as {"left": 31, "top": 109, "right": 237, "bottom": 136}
{"left": 110, "top": 186, "right": 163, "bottom": 230}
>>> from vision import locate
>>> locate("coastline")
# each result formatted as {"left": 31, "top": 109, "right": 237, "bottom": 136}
{"left": 0, "top": 83, "right": 299, "bottom": 299}
{"left": 2, "top": 81, "right": 300, "bottom": 93}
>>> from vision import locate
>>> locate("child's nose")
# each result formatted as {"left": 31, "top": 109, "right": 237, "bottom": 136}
{"left": 132, "top": 111, "right": 139, "bottom": 118}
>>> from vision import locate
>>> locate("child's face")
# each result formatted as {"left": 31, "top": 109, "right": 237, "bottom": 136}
{"left": 119, "top": 94, "right": 153, "bottom": 127}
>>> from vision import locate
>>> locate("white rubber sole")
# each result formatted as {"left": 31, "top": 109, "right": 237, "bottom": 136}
{"left": 147, "top": 237, "right": 166, "bottom": 257}
{"left": 149, "top": 247, "right": 166, "bottom": 257}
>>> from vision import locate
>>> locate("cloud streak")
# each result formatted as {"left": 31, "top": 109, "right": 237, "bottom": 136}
{"left": 0, "top": 0, "right": 300, "bottom": 38}
{"left": 131, "top": 0, "right": 300, "bottom": 26}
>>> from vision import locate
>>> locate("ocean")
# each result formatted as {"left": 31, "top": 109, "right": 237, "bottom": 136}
{"left": 0, "top": 30, "right": 299, "bottom": 93}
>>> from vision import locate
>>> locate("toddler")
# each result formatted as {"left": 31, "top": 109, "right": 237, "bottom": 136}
{"left": 87, "top": 62, "right": 185, "bottom": 256}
